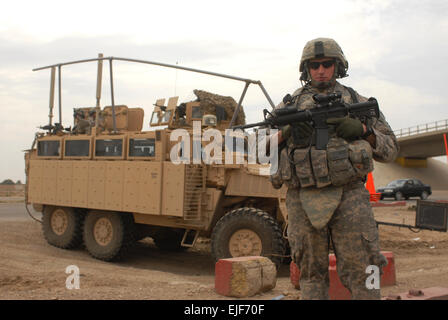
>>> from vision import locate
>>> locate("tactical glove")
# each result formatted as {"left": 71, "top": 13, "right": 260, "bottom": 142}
{"left": 281, "top": 125, "right": 292, "bottom": 140}
{"left": 294, "top": 122, "right": 314, "bottom": 139}
{"left": 282, "top": 122, "right": 314, "bottom": 145}
{"left": 326, "top": 117, "right": 363, "bottom": 140}
{"left": 281, "top": 122, "right": 314, "bottom": 140}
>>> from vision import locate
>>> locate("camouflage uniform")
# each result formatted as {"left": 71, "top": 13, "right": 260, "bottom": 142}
{"left": 273, "top": 39, "right": 399, "bottom": 300}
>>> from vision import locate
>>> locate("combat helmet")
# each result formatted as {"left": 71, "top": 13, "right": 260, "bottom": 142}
{"left": 299, "top": 38, "right": 348, "bottom": 82}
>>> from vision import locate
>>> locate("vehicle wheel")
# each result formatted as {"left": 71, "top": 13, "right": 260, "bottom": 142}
{"left": 421, "top": 191, "right": 429, "bottom": 200}
{"left": 83, "top": 211, "right": 135, "bottom": 261}
{"left": 152, "top": 228, "right": 187, "bottom": 252}
{"left": 395, "top": 192, "right": 403, "bottom": 201}
{"left": 380, "top": 195, "right": 384, "bottom": 200}
{"left": 42, "top": 206, "right": 84, "bottom": 249}
{"left": 211, "top": 207, "right": 286, "bottom": 269}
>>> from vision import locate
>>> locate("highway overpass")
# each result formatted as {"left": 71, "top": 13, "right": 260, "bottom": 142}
{"left": 394, "top": 119, "right": 448, "bottom": 167}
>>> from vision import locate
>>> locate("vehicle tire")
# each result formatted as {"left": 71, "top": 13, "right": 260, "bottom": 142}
{"left": 42, "top": 206, "right": 84, "bottom": 249}
{"left": 395, "top": 192, "right": 403, "bottom": 201}
{"left": 211, "top": 207, "right": 286, "bottom": 269}
{"left": 421, "top": 191, "right": 429, "bottom": 200}
{"left": 380, "top": 195, "right": 384, "bottom": 200}
{"left": 83, "top": 211, "right": 135, "bottom": 261}
{"left": 153, "top": 228, "right": 187, "bottom": 252}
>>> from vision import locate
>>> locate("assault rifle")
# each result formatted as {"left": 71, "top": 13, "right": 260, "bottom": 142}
{"left": 233, "top": 92, "right": 380, "bottom": 150}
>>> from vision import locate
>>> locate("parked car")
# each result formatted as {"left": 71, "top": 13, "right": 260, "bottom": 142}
{"left": 376, "top": 178, "right": 432, "bottom": 201}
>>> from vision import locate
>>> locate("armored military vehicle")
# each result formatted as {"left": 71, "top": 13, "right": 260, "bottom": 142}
{"left": 25, "top": 55, "right": 288, "bottom": 267}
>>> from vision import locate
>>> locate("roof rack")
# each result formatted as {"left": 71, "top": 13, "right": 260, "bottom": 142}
{"left": 33, "top": 54, "right": 276, "bottom": 132}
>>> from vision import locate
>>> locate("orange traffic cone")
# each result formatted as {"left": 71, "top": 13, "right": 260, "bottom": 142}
{"left": 366, "top": 172, "right": 381, "bottom": 202}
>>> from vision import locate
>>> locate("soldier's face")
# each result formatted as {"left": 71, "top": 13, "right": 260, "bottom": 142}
{"left": 308, "top": 58, "right": 335, "bottom": 83}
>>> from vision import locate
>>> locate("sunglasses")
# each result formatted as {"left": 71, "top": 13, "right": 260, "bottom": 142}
{"left": 308, "top": 60, "right": 335, "bottom": 70}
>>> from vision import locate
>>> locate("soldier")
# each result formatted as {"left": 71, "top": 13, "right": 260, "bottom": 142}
{"left": 72, "top": 109, "right": 93, "bottom": 134}
{"left": 270, "top": 38, "right": 399, "bottom": 299}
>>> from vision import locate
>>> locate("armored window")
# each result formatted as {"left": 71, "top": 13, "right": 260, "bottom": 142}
{"left": 129, "top": 138, "right": 155, "bottom": 157}
{"left": 161, "top": 110, "right": 172, "bottom": 123}
{"left": 37, "top": 140, "right": 60, "bottom": 157}
{"left": 215, "top": 106, "right": 227, "bottom": 121}
{"left": 65, "top": 140, "right": 90, "bottom": 157}
{"left": 150, "top": 112, "right": 160, "bottom": 125}
{"left": 95, "top": 139, "right": 123, "bottom": 157}
{"left": 192, "top": 106, "right": 203, "bottom": 119}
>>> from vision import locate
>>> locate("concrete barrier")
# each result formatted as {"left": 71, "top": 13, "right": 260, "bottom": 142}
{"left": 290, "top": 251, "right": 396, "bottom": 300}
{"left": 215, "top": 256, "right": 276, "bottom": 298}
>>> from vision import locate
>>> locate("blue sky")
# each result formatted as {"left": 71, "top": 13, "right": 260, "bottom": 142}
{"left": 1, "top": 0, "right": 447, "bottom": 181}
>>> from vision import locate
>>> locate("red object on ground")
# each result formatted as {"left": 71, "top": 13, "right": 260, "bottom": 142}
{"left": 384, "top": 287, "right": 448, "bottom": 300}
{"left": 289, "top": 260, "right": 301, "bottom": 290}
{"left": 215, "top": 258, "right": 234, "bottom": 296}
{"left": 290, "top": 251, "right": 396, "bottom": 300}
{"left": 328, "top": 255, "right": 351, "bottom": 300}
{"left": 366, "top": 172, "right": 382, "bottom": 202}
{"left": 381, "top": 251, "right": 397, "bottom": 286}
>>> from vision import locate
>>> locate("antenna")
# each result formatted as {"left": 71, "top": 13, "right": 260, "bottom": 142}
{"left": 48, "top": 67, "right": 56, "bottom": 126}
{"left": 174, "top": 60, "right": 178, "bottom": 96}
{"left": 95, "top": 53, "right": 104, "bottom": 131}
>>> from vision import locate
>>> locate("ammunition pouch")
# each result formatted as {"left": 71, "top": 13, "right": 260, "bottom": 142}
{"left": 282, "top": 147, "right": 300, "bottom": 188}
{"left": 310, "top": 148, "right": 332, "bottom": 188}
{"left": 327, "top": 137, "right": 373, "bottom": 186}
{"left": 271, "top": 138, "right": 373, "bottom": 189}
{"left": 269, "top": 146, "right": 299, "bottom": 189}
{"left": 291, "top": 147, "right": 315, "bottom": 188}
{"left": 269, "top": 146, "right": 287, "bottom": 189}
{"left": 349, "top": 139, "right": 374, "bottom": 177}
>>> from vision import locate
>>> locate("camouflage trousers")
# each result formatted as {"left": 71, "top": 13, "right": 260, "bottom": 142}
{"left": 286, "top": 181, "right": 387, "bottom": 300}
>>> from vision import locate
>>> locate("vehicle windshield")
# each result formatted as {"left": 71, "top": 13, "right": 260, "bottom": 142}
{"left": 150, "top": 112, "right": 161, "bottom": 125}
{"left": 161, "top": 110, "right": 172, "bottom": 123}
{"left": 386, "top": 180, "right": 407, "bottom": 187}
{"left": 150, "top": 110, "right": 172, "bottom": 126}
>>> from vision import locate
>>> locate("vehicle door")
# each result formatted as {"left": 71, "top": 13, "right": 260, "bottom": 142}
{"left": 413, "top": 179, "right": 423, "bottom": 195}
{"left": 403, "top": 180, "right": 414, "bottom": 197}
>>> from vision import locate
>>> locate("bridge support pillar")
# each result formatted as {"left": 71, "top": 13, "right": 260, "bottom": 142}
{"left": 395, "top": 157, "right": 427, "bottom": 168}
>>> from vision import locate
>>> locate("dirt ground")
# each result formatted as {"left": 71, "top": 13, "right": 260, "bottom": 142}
{"left": 0, "top": 199, "right": 448, "bottom": 300}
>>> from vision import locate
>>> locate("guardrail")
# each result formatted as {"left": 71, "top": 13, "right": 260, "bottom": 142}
{"left": 0, "top": 191, "right": 25, "bottom": 197}
{"left": 0, "top": 185, "right": 25, "bottom": 197}
{"left": 394, "top": 119, "right": 448, "bottom": 138}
